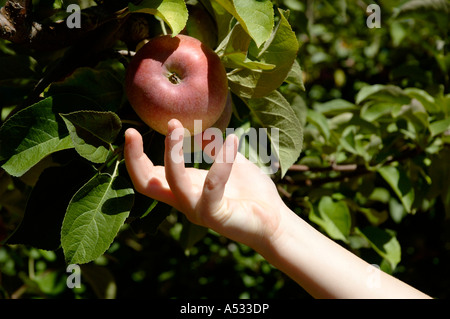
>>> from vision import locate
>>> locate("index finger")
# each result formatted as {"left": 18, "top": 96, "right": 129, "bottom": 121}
{"left": 164, "top": 119, "right": 196, "bottom": 210}
{"left": 124, "top": 128, "right": 175, "bottom": 205}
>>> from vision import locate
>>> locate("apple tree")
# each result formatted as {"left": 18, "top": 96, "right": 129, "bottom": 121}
{"left": 0, "top": 0, "right": 449, "bottom": 298}
{"left": 0, "top": 0, "right": 302, "bottom": 266}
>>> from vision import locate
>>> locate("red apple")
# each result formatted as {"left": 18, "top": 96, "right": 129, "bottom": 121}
{"left": 194, "top": 91, "right": 232, "bottom": 151}
{"left": 125, "top": 34, "right": 228, "bottom": 135}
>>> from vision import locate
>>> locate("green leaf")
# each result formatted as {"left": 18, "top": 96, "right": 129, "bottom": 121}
{"left": 309, "top": 196, "right": 351, "bottom": 243}
{"left": 61, "top": 170, "right": 134, "bottom": 264}
{"left": 378, "top": 166, "right": 415, "bottom": 213}
{"left": 361, "top": 102, "right": 392, "bottom": 122}
{"left": 233, "top": 0, "right": 274, "bottom": 47}
{"left": 284, "top": 59, "right": 305, "bottom": 90}
{"left": 5, "top": 160, "right": 95, "bottom": 250}
{"left": 47, "top": 64, "right": 125, "bottom": 112}
{"left": 216, "top": 22, "right": 251, "bottom": 56}
{"left": 130, "top": 198, "right": 170, "bottom": 235}
{"left": 394, "top": 98, "right": 429, "bottom": 131}
{"left": 358, "top": 207, "right": 388, "bottom": 226}
{"left": 180, "top": 217, "right": 209, "bottom": 253}
{"left": 394, "top": 0, "right": 450, "bottom": 17}
{"left": 355, "top": 84, "right": 410, "bottom": 105}
{"left": 404, "top": 88, "right": 438, "bottom": 114}
{"left": 0, "top": 94, "right": 100, "bottom": 177}
{"left": 314, "top": 99, "right": 357, "bottom": 116}
{"left": 209, "top": 0, "right": 233, "bottom": 43}
{"left": 213, "top": 0, "right": 274, "bottom": 47}
{"left": 356, "top": 226, "right": 401, "bottom": 270}
{"left": 429, "top": 117, "right": 450, "bottom": 137}
{"left": 60, "top": 111, "right": 122, "bottom": 164}
{"left": 216, "top": 22, "right": 275, "bottom": 70}
{"left": 244, "top": 90, "right": 303, "bottom": 177}
{"left": 128, "top": 0, "right": 188, "bottom": 36}
{"left": 339, "top": 126, "right": 358, "bottom": 154}
{"left": 307, "top": 109, "right": 330, "bottom": 141}
{"left": 227, "top": 8, "right": 299, "bottom": 99}
{"left": 224, "top": 52, "right": 276, "bottom": 70}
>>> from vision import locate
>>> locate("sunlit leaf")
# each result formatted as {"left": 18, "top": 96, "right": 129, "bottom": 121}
{"left": 128, "top": 0, "right": 188, "bottom": 36}
{"left": 61, "top": 170, "right": 134, "bottom": 264}
{"left": 378, "top": 166, "right": 415, "bottom": 213}
{"left": 244, "top": 90, "right": 303, "bottom": 177}
{"left": 309, "top": 196, "right": 351, "bottom": 243}
{"left": 0, "top": 94, "right": 100, "bottom": 177}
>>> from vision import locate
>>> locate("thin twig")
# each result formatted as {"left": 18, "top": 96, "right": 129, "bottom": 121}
{"left": 283, "top": 147, "right": 424, "bottom": 187}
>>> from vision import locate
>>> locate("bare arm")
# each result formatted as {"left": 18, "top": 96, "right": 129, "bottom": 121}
{"left": 124, "top": 119, "right": 431, "bottom": 299}
{"left": 259, "top": 205, "right": 430, "bottom": 298}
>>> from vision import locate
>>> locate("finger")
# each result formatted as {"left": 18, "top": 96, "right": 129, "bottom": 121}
{"left": 164, "top": 119, "right": 195, "bottom": 208}
{"left": 199, "top": 127, "right": 225, "bottom": 161}
{"left": 199, "top": 134, "right": 239, "bottom": 213}
{"left": 124, "top": 128, "right": 174, "bottom": 204}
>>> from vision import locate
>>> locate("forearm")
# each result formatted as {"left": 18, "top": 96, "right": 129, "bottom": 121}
{"left": 255, "top": 205, "right": 431, "bottom": 299}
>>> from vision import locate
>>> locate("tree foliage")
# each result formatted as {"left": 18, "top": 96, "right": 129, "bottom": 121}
{"left": 0, "top": 0, "right": 448, "bottom": 299}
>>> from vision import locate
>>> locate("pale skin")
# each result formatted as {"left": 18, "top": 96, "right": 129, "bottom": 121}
{"left": 124, "top": 119, "right": 431, "bottom": 299}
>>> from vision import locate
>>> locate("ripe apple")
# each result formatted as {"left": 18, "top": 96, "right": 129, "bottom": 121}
{"left": 125, "top": 34, "right": 228, "bottom": 135}
{"left": 194, "top": 91, "right": 232, "bottom": 151}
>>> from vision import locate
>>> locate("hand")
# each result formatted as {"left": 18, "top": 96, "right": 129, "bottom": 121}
{"left": 124, "top": 119, "right": 286, "bottom": 250}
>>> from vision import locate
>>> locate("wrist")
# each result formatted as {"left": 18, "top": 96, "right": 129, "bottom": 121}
{"left": 251, "top": 203, "right": 304, "bottom": 259}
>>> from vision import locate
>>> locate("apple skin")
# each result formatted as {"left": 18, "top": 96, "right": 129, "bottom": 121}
{"left": 125, "top": 34, "right": 228, "bottom": 135}
{"left": 194, "top": 91, "right": 232, "bottom": 151}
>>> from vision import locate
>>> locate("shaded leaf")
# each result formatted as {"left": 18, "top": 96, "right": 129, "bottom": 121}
{"left": 0, "top": 55, "right": 40, "bottom": 81}
{"left": 356, "top": 226, "right": 401, "bottom": 270}
{"left": 180, "top": 217, "right": 209, "bottom": 253}
{"left": 47, "top": 65, "right": 125, "bottom": 112}
{"left": 60, "top": 111, "right": 122, "bottom": 163}
{"left": 80, "top": 263, "right": 117, "bottom": 299}
{"left": 6, "top": 160, "right": 95, "bottom": 250}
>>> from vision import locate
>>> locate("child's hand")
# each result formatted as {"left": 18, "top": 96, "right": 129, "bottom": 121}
{"left": 124, "top": 119, "right": 286, "bottom": 249}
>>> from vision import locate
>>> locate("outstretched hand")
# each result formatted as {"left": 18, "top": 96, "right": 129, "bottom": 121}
{"left": 124, "top": 119, "right": 286, "bottom": 250}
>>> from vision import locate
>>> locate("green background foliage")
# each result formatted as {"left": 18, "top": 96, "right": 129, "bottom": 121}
{"left": 0, "top": 0, "right": 449, "bottom": 299}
